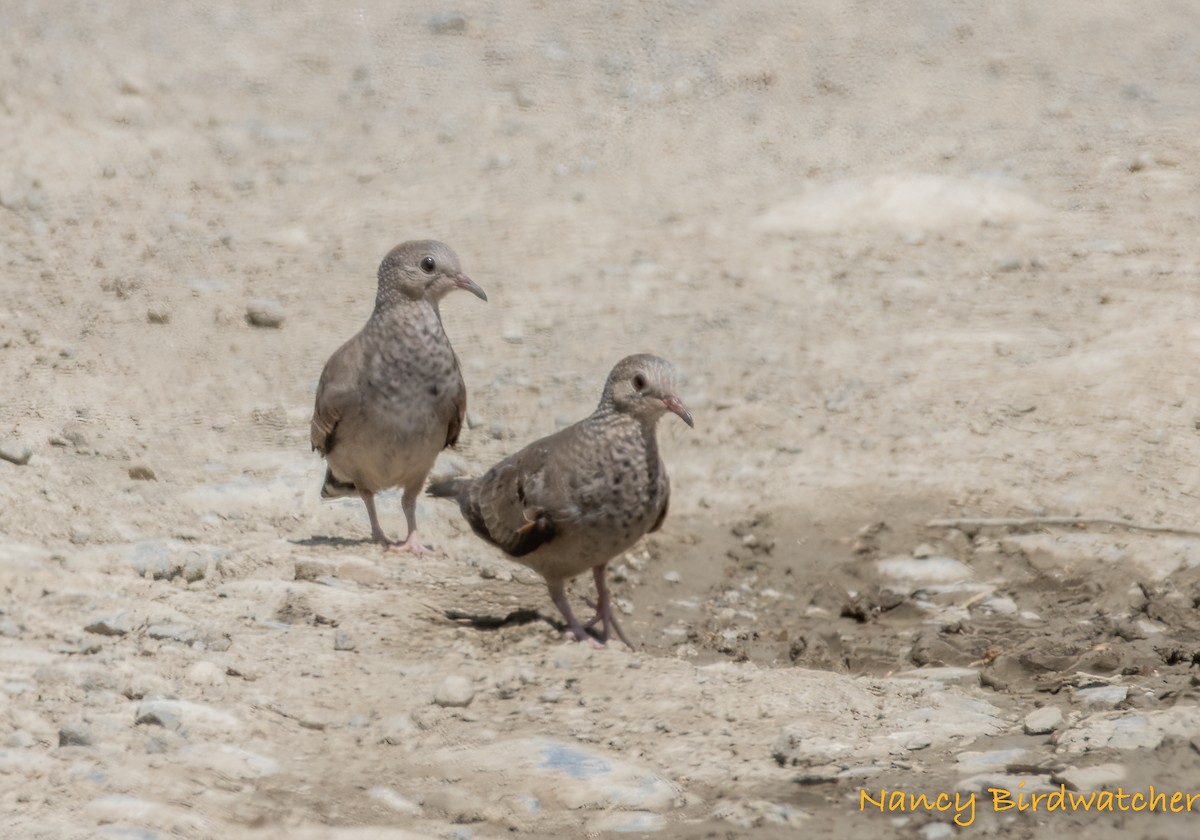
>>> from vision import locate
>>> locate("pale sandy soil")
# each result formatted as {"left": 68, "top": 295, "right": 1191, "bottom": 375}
{"left": 3, "top": 2, "right": 1200, "bottom": 838}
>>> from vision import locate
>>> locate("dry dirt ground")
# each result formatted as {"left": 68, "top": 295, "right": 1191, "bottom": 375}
{"left": 4, "top": 2, "right": 1200, "bottom": 838}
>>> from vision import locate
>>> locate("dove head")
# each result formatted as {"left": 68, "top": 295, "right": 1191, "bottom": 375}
{"left": 374, "top": 240, "right": 488, "bottom": 309}
{"left": 602, "top": 354, "right": 694, "bottom": 428}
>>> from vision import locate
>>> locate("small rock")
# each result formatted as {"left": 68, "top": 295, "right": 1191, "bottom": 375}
{"left": 0, "top": 442, "right": 32, "bottom": 466}
{"left": 1076, "top": 685, "right": 1128, "bottom": 709}
{"left": 956, "top": 748, "right": 1030, "bottom": 773}
{"left": 119, "top": 74, "right": 146, "bottom": 95}
{"left": 423, "top": 786, "right": 485, "bottom": 823}
{"left": 59, "top": 723, "right": 93, "bottom": 747}
{"left": 201, "top": 634, "right": 232, "bottom": 652}
{"left": 1056, "top": 707, "right": 1200, "bottom": 753}
{"left": 919, "top": 823, "right": 954, "bottom": 840}
{"left": 894, "top": 667, "right": 980, "bottom": 685}
{"left": 182, "top": 551, "right": 210, "bottom": 582}
{"left": 129, "top": 540, "right": 225, "bottom": 581}
{"left": 877, "top": 555, "right": 973, "bottom": 584}
{"left": 379, "top": 714, "right": 417, "bottom": 746}
{"left": 135, "top": 702, "right": 182, "bottom": 731}
{"left": 995, "top": 258, "right": 1023, "bottom": 273}
{"left": 122, "top": 672, "right": 172, "bottom": 700}
{"left": 481, "top": 738, "right": 677, "bottom": 811}
{"left": 186, "top": 661, "right": 227, "bottom": 686}
{"left": 185, "top": 743, "right": 280, "bottom": 780}
{"left": 663, "top": 571, "right": 681, "bottom": 584}
{"left": 134, "top": 699, "right": 238, "bottom": 735}
{"left": 128, "top": 464, "right": 157, "bottom": 481}
{"left": 294, "top": 558, "right": 334, "bottom": 581}
{"left": 334, "top": 631, "right": 356, "bottom": 651}
{"left": 1023, "top": 706, "right": 1063, "bottom": 735}
{"left": 586, "top": 811, "right": 668, "bottom": 833}
{"left": 369, "top": 786, "right": 421, "bottom": 814}
{"left": 429, "top": 453, "right": 468, "bottom": 483}
{"left": 146, "top": 307, "right": 171, "bottom": 325}
{"left": 427, "top": 12, "right": 467, "bottom": 34}
{"left": 911, "top": 542, "right": 937, "bottom": 558}
{"left": 1127, "top": 152, "right": 1154, "bottom": 173}
{"left": 980, "top": 595, "right": 1018, "bottom": 615}
{"left": 145, "top": 731, "right": 187, "bottom": 754}
{"left": 147, "top": 623, "right": 195, "bottom": 643}
{"left": 60, "top": 424, "right": 90, "bottom": 448}
{"left": 1053, "top": 763, "right": 1127, "bottom": 792}
{"left": 84, "top": 614, "right": 130, "bottom": 636}
{"left": 245, "top": 300, "right": 285, "bottom": 329}
{"left": 69, "top": 528, "right": 91, "bottom": 546}
{"left": 477, "top": 564, "right": 512, "bottom": 581}
{"left": 435, "top": 674, "right": 475, "bottom": 708}
{"left": 1072, "top": 239, "right": 1127, "bottom": 257}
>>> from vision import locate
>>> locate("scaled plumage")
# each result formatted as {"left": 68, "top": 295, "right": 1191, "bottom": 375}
{"left": 429, "top": 354, "right": 693, "bottom": 645}
{"left": 312, "top": 239, "right": 487, "bottom": 552}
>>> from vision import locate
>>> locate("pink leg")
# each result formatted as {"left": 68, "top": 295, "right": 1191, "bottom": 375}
{"left": 547, "top": 579, "right": 603, "bottom": 649}
{"left": 361, "top": 490, "right": 395, "bottom": 546}
{"left": 385, "top": 488, "right": 428, "bottom": 554}
{"left": 590, "top": 565, "right": 632, "bottom": 648}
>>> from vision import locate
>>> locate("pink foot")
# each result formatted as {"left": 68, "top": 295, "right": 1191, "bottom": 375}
{"left": 384, "top": 532, "right": 431, "bottom": 554}
{"left": 562, "top": 627, "right": 604, "bottom": 649}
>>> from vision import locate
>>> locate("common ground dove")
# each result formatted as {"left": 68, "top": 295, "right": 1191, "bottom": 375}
{"left": 311, "top": 240, "right": 487, "bottom": 552}
{"left": 428, "top": 354, "right": 693, "bottom": 646}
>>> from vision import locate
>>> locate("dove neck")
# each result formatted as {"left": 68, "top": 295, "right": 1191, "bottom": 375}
{"left": 594, "top": 402, "right": 661, "bottom": 451}
{"left": 372, "top": 292, "right": 439, "bottom": 322}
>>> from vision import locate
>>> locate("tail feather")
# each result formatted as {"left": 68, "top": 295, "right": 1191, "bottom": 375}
{"left": 320, "top": 468, "right": 358, "bottom": 499}
{"left": 426, "top": 478, "right": 465, "bottom": 499}
{"left": 427, "top": 476, "right": 525, "bottom": 556}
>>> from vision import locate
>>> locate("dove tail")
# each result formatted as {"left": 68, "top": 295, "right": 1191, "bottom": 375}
{"left": 320, "top": 468, "right": 358, "bottom": 499}
{"left": 426, "top": 478, "right": 464, "bottom": 499}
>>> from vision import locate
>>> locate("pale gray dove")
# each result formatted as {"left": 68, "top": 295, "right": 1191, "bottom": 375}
{"left": 428, "top": 354, "right": 693, "bottom": 646}
{"left": 311, "top": 240, "right": 487, "bottom": 552}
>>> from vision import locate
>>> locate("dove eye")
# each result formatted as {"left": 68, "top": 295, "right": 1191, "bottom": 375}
{"left": 632, "top": 373, "right": 647, "bottom": 391}
{"left": 419, "top": 256, "right": 436, "bottom": 274}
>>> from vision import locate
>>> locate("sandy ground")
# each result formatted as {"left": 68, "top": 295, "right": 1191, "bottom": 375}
{"left": 4, "top": 1, "right": 1200, "bottom": 837}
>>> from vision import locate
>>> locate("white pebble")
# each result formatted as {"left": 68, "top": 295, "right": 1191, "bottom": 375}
{"left": 434, "top": 674, "right": 475, "bottom": 708}
{"left": 186, "top": 661, "right": 227, "bottom": 686}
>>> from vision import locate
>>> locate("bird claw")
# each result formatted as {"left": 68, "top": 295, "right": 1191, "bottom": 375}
{"left": 563, "top": 627, "right": 605, "bottom": 649}
{"left": 383, "top": 532, "right": 433, "bottom": 555}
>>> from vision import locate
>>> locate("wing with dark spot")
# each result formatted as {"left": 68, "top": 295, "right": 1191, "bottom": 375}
{"left": 473, "top": 454, "right": 562, "bottom": 557}
{"left": 429, "top": 465, "right": 559, "bottom": 558}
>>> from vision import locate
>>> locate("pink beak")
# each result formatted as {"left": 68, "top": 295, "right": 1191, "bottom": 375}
{"left": 454, "top": 273, "right": 488, "bottom": 301}
{"left": 662, "top": 395, "right": 694, "bottom": 428}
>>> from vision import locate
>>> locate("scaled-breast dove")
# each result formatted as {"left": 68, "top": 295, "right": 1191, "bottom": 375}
{"left": 428, "top": 354, "right": 693, "bottom": 646}
{"left": 311, "top": 240, "right": 487, "bottom": 552}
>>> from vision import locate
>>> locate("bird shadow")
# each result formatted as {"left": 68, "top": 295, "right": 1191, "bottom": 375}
{"left": 290, "top": 534, "right": 375, "bottom": 549}
{"left": 443, "top": 608, "right": 566, "bottom": 633}
{"left": 443, "top": 608, "right": 615, "bottom": 645}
